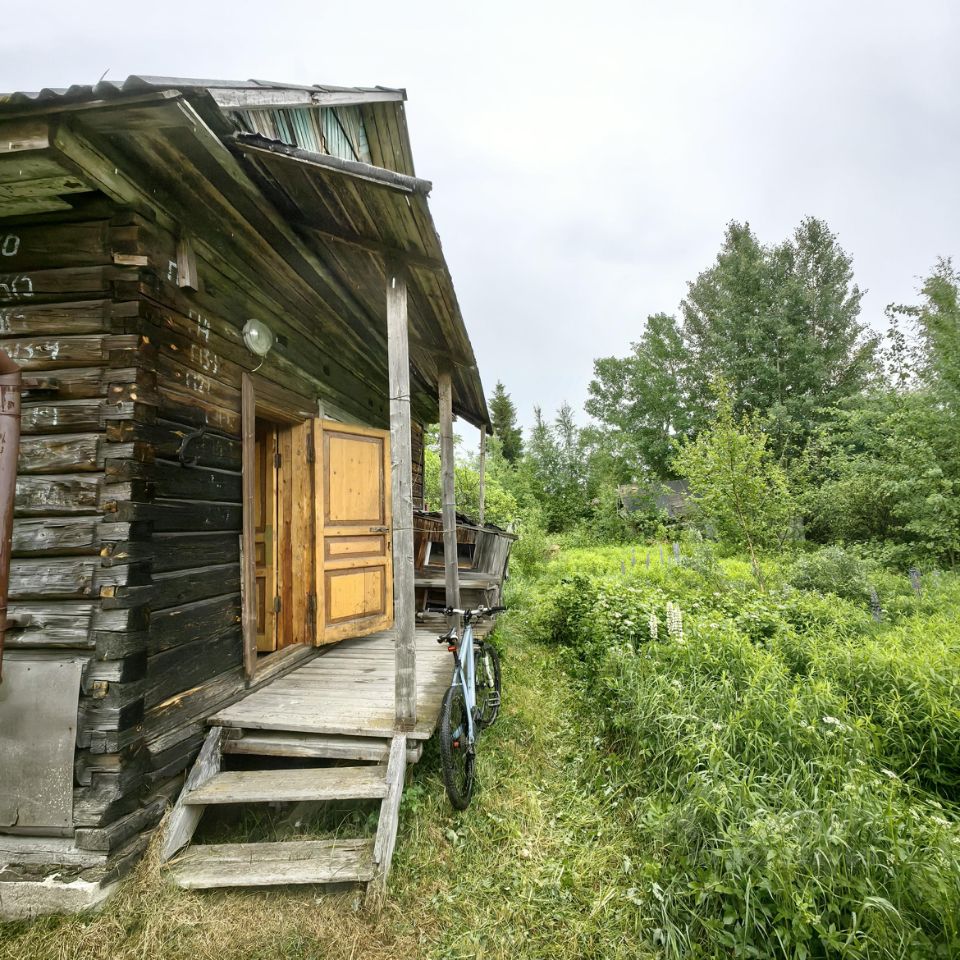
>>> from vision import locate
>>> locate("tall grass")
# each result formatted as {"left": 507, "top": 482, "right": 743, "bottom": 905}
{"left": 524, "top": 546, "right": 960, "bottom": 958}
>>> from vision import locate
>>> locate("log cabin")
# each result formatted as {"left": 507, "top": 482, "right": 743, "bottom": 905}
{"left": 0, "top": 76, "right": 512, "bottom": 915}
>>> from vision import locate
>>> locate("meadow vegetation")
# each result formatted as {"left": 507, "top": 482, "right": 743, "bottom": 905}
{"left": 515, "top": 544, "right": 960, "bottom": 958}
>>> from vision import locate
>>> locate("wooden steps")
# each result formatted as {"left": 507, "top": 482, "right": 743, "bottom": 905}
{"left": 170, "top": 839, "right": 375, "bottom": 889}
{"left": 222, "top": 730, "right": 423, "bottom": 763}
{"left": 186, "top": 766, "right": 388, "bottom": 805}
{"left": 162, "top": 728, "right": 409, "bottom": 892}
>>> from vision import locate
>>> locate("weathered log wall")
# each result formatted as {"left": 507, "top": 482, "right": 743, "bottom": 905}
{"left": 0, "top": 203, "right": 440, "bottom": 848}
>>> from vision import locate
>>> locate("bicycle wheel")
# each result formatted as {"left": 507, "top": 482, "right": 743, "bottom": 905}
{"left": 439, "top": 683, "right": 475, "bottom": 810}
{"left": 475, "top": 641, "right": 502, "bottom": 730}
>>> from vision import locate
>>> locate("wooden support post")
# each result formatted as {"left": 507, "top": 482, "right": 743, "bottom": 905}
{"left": 438, "top": 371, "right": 461, "bottom": 627}
{"left": 477, "top": 427, "right": 487, "bottom": 527}
{"left": 388, "top": 269, "right": 417, "bottom": 729}
{"left": 368, "top": 733, "right": 407, "bottom": 899}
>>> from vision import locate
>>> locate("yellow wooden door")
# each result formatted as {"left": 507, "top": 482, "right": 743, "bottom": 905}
{"left": 314, "top": 420, "right": 394, "bottom": 644}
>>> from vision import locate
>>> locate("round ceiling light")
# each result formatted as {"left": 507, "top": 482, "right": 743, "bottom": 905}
{"left": 242, "top": 318, "right": 274, "bottom": 357}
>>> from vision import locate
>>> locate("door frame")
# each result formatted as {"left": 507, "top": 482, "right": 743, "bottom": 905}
{"left": 240, "top": 373, "right": 318, "bottom": 680}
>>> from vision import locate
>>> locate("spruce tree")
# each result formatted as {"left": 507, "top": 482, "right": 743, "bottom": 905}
{"left": 489, "top": 381, "right": 524, "bottom": 462}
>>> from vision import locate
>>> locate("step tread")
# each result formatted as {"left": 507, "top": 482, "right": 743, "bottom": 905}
{"left": 224, "top": 731, "right": 422, "bottom": 763}
{"left": 185, "top": 766, "right": 388, "bottom": 805}
{"left": 169, "top": 838, "right": 375, "bottom": 888}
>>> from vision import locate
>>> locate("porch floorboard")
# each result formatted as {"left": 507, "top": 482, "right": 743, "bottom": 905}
{"left": 208, "top": 628, "right": 451, "bottom": 740}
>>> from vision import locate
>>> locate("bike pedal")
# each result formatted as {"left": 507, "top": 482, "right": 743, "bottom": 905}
{"left": 487, "top": 692, "right": 501, "bottom": 708}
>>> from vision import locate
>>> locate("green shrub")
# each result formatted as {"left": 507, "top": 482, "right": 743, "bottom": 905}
{"left": 787, "top": 545, "right": 875, "bottom": 602}
{"left": 509, "top": 507, "right": 550, "bottom": 580}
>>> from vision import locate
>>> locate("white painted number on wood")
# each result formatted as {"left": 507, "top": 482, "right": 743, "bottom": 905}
{"left": 0, "top": 235, "right": 20, "bottom": 257}
{"left": 0, "top": 275, "right": 33, "bottom": 300}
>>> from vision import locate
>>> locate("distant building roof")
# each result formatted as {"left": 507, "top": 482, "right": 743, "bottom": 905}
{"left": 618, "top": 479, "right": 691, "bottom": 518}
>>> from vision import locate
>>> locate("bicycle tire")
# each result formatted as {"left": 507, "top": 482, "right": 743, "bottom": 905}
{"left": 439, "top": 683, "right": 475, "bottom": 810}
{"left": 475, "top": 641, "right": 502, "bottom": 730}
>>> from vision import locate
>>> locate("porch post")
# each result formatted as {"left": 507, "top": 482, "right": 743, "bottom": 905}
{"left": 477, "top": 426, "right": 487, "bottom": 527}
{"left": 387, "top": 268, "right": 416, "bottom": 728}
{"left": 438, "top": 371, "right": 461, "bottom": 624}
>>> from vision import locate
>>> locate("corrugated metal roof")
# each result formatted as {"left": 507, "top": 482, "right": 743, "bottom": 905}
{"left": 0, "top": 75, "right": 404, "bottom": 108}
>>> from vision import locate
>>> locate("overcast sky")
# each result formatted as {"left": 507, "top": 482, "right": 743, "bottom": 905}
{"left": 2, "top": 1, "right": 957, "bottom": 444}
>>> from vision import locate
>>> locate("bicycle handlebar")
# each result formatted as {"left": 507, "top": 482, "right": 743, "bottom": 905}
{"left": 425, "top": 604, "right": 507, "bottom": 620}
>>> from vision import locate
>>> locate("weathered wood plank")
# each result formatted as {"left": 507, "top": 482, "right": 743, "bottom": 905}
{"left": 370, "top": 733, "right": 407, "bottom": 896}
{"left": 161, "top": 725, "right": 223, "bottom": 861}
{"left": 5, "top": 600, "right": 95, "bottom": 648}
{"left": 438, "top": 371, "right": 461, "bottom": 624}
{"left": 388, "top": 270, "right": 416, "bottom": 727}
{"left": 0, "top": 333, "right": 139, "bottom": 370}
{"left": 8, "top": 557, "right": 145, "bottom": 600}
{"left": 74, "top": 795, "right": 168, "bottom": 853}
{"left": 0, "top": 299, "right": 130, "bottom": 336}
{"left": 16, "top": 473, "right": 102, "bottom": 515}
{"left": 168, "top": 838, "right": 375, "bottom": 888}
{"left": 186, "top": 766, "right": 387, "bottom": 805}
{"left": 12, "top": 516, "right": 100, "bottom": 554}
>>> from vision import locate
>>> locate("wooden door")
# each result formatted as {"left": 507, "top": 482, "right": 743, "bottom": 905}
{"left": 314, "top": 420, "right": 394, "bottom": 644}
{"left": 254, "top": 421, "right": 278, "bottom": 652}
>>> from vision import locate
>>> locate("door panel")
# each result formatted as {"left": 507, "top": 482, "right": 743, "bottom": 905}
{"left": 314, "top": 421, "right": 393, "bottom": 644}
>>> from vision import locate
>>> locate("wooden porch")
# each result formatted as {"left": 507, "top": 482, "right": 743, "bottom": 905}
{"left": 209, "top": 627, "right": 452, "bottom": 741}
{"left": 159, "top": 621, "right": 464, "bottom": 892}
{"left": 161, "top": 254, "right": 489, "bottom": 895}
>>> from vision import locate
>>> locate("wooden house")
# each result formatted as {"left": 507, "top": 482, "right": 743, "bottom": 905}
{"left": 0, "top": 76, "right": 508, "bottom": 915}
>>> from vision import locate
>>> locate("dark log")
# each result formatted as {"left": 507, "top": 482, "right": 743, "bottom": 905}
{"left": 0, "top": 299, "right": 137, "bottom": 337}
{"left": 115, "top": 498, "right": 241, "bottom": 532}
{"left": 143, "top": 629, "right": 242, "bottom": 710}
{"left": 148, "top": 592, "right": 241, "bottom": 654}
{"left": 152, "top": 564, "right": 241, "bottom": 611}
{"left": 151, "top": 531, "right": 238, "bottom": 573}
{"left": 151, "top": 459, "right": 242, "bottom": 502}
{"left": 128, "top": 419, "right": 240, "bottom": 470}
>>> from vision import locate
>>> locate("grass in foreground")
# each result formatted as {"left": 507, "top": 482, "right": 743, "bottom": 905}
{"left": 0, "top": 622, "right": 650, "bottom": 960}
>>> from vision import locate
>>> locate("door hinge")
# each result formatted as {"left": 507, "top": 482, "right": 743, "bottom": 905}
{"left": 274, "top": 594, "right": 281, "bottom": 613}
{"left": 274, "top": 452, "right": 282, "bottom": 470}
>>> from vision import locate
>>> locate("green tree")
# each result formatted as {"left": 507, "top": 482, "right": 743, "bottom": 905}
{"left": 682, "top": 218, "right": 877, "bottom": 457}
{"left": 488, "top": 381, "right": 524, "bottom": 463}
{"left": 586, "top": 312, "right": 693, "bottom": 479}
{"left": 801, "top": 391, "right": 960, "bottom": 566}
{"left": 803, "top": 260, "right": 960, "bottom": 566}
{"left": 423, "top": 426, "right": 519, "bottom": 527}
{"left": 674, "top": 382, "right": 795, "bottom": 587}
{"left": 524, "top": 403, "right": 590, "bottom": 532}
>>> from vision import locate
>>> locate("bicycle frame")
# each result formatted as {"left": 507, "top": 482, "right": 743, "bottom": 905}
{"left": 449, "top": 619, "right": 477, "bottom": 748}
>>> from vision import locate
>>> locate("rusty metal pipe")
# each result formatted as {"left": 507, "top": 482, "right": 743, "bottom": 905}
{"left": 0, "top": 348, "right": 20, "bottom": 682}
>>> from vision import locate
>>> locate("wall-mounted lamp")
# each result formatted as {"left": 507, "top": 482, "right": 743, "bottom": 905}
{"left": 242, "top": 318, "right": 274, "bottom": 358}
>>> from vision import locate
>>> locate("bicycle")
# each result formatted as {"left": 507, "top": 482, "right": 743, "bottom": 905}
{"left": 432, "top": 604, "right": 505, "bottom": 809}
